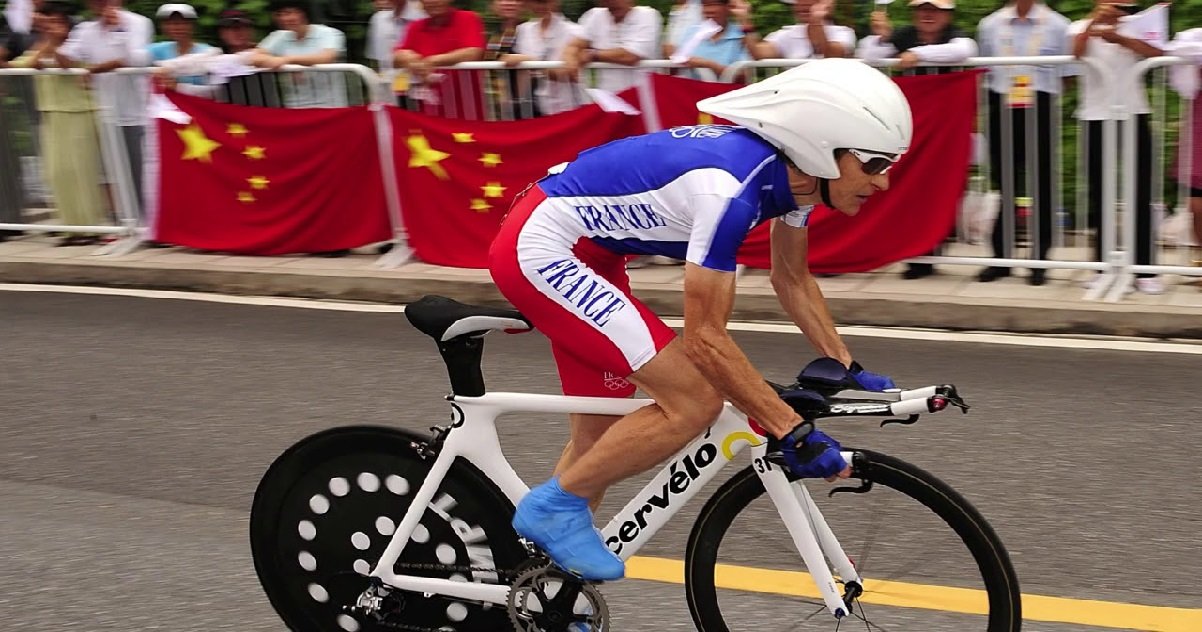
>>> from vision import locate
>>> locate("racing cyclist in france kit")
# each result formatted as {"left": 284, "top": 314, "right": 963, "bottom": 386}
{"left": 487, "top": 58, "right": 914, "bottom": 581}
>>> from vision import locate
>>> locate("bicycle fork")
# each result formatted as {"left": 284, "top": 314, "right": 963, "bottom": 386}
{"left": 755, "top": 444, "right": 864, "bottom": 620}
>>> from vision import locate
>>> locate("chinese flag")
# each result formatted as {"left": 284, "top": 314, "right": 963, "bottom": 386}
{"left": 650, "top": 73, "right": 737, "bottom": 129}
{"left": 155, "top": 92, "right": 391, "bottom": 255}
{"left": 391, "top": 104, "right": 644, "bottom": 268}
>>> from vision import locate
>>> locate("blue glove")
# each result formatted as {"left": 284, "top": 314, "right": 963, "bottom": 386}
{"left": 849, "top": 361, "right": 896, "bottom": 391}
{"left": 780, "top": 427, "right": 847, "bottom": 479}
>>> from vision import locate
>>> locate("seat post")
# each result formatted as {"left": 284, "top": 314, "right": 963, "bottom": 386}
{"left": 437, "top": 335, "right": 487, "bottom": 397}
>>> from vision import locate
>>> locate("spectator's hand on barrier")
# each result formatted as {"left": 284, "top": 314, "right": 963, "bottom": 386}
{"left": 500, "top": 54, "right": 525, "bottom": 68}
{"left": 870, "top": 10, "right": 892, "bottom": 40}
{"left": 153, "top": 68, "right": 178, "bottom": 91}
{"left": 685, "top": 57, "right": 717, "bottom": 71}
{"left": 896, "top": 51, "right": 920, "bottom": 70}
{"left": 409, "top": 58, "right": 432, "bottom": 81}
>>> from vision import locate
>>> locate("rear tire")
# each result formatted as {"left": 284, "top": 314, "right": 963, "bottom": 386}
{"left": 684, "top": 450, "right": 1021, "bottom": 631}
{"left": 249, "top": 425, "right": 529, "bottom": 631}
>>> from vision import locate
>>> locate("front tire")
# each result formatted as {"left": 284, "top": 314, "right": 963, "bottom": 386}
{"left": 684, "top": 450, "right": 1021, "bottom": 631}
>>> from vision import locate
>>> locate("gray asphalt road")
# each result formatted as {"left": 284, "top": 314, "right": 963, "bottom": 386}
{"left": 2, "top": 290, "right": 1200, "bottom": 632}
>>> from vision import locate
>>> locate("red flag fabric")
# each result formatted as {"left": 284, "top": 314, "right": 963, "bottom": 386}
{"left": 391, "top": 104, "right": 644, "bottom": 268}
{"left": 731, "top": 71, "right": 982, "bottom": 272}
{"left": 650, "top": 73, "right": 737, "bottom": 129}
{"left": 154, "top": 92, "right": 390, "bottom": 255}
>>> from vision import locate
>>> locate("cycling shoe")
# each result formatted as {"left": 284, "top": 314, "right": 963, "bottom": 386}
{"left": 512, "top": 477, "right": 625, "bottom": 581}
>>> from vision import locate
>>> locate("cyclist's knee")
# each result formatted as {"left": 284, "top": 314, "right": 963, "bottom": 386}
{"left": 662, "top": 385, "right": 723, "bottom": 431}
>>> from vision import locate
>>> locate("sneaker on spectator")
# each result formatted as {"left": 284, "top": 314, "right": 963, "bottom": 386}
{"left": 649, "top": 255, "right": 683, "bottom": 266}
{"left": 626, "top": 256, "right": 651, "bottom": 269}
{"left": 1081, "top": 273, "right": 1105, "bottom": 291}
{"left": 1134, "top": 277, "right": 1164, "bottom": 295}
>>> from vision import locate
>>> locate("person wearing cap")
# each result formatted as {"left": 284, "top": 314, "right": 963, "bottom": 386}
{"left": 252, "top": 0, "right": 347, "bottom": 108}
{"left": 59, "top": 0, "right": 153, "bottom": 217}
{"left": 216, "top": 9, "right": 255, "bottom": 54}
{"left": 147, "top": 4, "right": 214, "bottom": 90}
{"left": 737, "top": 0, "right": 854, "bottom": 61}
{"left": 857, "top": 0, "right": 976, "bottom": 72}
{"left": 668, "top": 0, "right": 749, "bottom": 80}
{"left": 857, "top": 0, "right": 976, "bottom": 280}
{"left": 975, "top": 0, "right": 1071, "bottom": 286}
{"left": 1071, "top": 1, "right": 1166, "bottom": 295}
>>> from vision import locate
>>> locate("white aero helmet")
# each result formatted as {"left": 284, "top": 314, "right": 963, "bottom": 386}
{"left": 697, "top": 59, "right": 913, "bottom": 180}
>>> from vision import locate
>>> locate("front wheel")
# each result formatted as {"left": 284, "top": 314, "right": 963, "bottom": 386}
{"left": 684, "top": 450, "right": 1021, "bottom": 631}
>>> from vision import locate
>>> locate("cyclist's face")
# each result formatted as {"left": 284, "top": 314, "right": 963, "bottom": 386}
{"left": 827, "top": 150, "right": 891, "bottom": 216}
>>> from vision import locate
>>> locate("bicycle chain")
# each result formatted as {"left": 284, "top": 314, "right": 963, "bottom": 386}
{"left": 361, "top": 560, "right": 545, "bottom": 632}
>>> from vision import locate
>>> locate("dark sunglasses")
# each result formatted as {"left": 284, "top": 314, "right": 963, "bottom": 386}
{"left": 848, "top": 148, "right": 899, "bottom": 176}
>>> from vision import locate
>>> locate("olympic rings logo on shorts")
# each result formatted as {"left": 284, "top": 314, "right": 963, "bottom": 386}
{"left": 603, "top": 372, "right": 631, "bottom": 391}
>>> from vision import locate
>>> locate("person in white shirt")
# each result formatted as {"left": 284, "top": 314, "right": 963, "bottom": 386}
{"left": 60, "top": 0, "right": 153, "bottom": 217}
{"left": 502, "top": 0, "right": 586, "bottom": 115}
{"left": 562, "top": 0, "right": 662, "bottom": 94}
{"left": 662, "top": 0, "right": 702, "bottom": 58}
{"left": 1070, "top": 1, "right": 1165, "bottom": 294}
{"left": 975, "top": 0, "right": 1071, "bottom": 286}
{"left": 738, "top": 0, "right": 854, "bottom": 60}
{"left": 365, "top": 0, "right": 425, "bottom": 72}
{"left": 252, "top": 0, "right": 348, "bottom": 108}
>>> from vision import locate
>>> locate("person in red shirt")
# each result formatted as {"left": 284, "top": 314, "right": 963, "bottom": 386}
{"left": 394, "top": 0, "right": 487, "bottom": 119}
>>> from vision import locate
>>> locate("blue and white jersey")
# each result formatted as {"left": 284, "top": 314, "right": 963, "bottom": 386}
{"left": 526, "top": 125, "right": 808, "bottom": 273}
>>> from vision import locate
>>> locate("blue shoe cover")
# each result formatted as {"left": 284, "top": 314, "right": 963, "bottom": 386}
{"left": 512, "top": 478, "right": 625, "bottom": 581}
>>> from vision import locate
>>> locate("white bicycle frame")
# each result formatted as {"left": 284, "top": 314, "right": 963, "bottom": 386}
{"left": 366, "top": 387, "right": 940, "bottom": 619}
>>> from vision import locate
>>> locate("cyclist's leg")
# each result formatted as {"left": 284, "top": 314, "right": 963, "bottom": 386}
{"left": 552, "top": 411, "right": 621, "bottom": 511}
{"left": 556, "top": 339, "right": 722, "bottom": 501}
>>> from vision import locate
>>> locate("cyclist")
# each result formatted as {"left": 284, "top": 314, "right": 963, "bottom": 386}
{"left": 487, "top": 58, "right": 912, "bottom": 581}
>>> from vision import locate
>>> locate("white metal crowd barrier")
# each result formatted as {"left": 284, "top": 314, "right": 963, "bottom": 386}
{"left": 4, "top": 56, "right": 1201, "bottom": 300}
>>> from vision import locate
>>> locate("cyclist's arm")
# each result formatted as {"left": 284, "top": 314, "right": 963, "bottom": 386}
{"left": 769, "top": 219, "right": 852, "bottom": 367}
{"left": 682, "top": 264, "right": 802, "bottom": 439}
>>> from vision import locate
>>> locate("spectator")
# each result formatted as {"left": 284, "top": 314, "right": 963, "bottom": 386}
{"left": 563, "top": 0, "right": 662, "bottom": 95}
{"left": 212, "top": 9, "right": 284, "bottom": 107}
{"left": 60, "top": 0, "right": 153, "bottom": 218}
{"left": 975, "top": 0, "right": 1071, "bottom": 285}
{"left": 858, "top": 0, "right": 977, "bottom": 280}
{"left": 365, "top": 0, "right": 425, "bottom": 72}
{"left": 484, "top": 0, "right": 527, "bottom": 118}
{"left": 253, "top": 0, "right": 348, "bottom": 108}
{"left": 11, "top": 1, "right": 108, "bottom": 244}
{"left": 503, "top": 0, "right": 587, "bottom": 116}
{"left": 394, "top": 0, "right": 486, "bottom": 119}
{"left": 663, "top": 0, "right": 702, "bottom": 58}
{"left": 1071, "top": 1, "right": 1165, "bottom": 294}
{"left": 671, "top": 0, "right": 749, "bottom": 80}
{"left": 1169, "top": 29, "right": 1202, "bottom": 274}
{"left": 217, "top": 8, "right": 255, "bottom": 54}
{"left": 148, "top": 4, "right": 215, "bottom": 94}
{"left": 1, "top": 1, "right": 41, "bottom": 65}
{"left": 741, "top": 0, "right": 854, "bottom": 60}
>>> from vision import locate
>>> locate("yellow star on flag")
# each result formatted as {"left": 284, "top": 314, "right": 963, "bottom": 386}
{"left": 453, "top": 132, "right": 475, "bottom": 143}
{"left": 481, "top": 182, "right": 506, "bottom": 198}
{"left": 238, "top": 191, "right": 256, "bottom": 203}
{"left": 479, "top": 152, "right": 502, "bottom": 168}
{"left": 243, "top": 145, "right": 266, "bottom": 160}
{"left": 178, "top": 124, "right": 221, "bottom": 163}
{"left": 470, "top": 198, "right": 492, "bottom": 213}
{"left": 407, "top": 133, "right": 449, "bottom": 180}
{"left": 698, "top": 113, "right": 714, "bottom": 125}
{"left": 228, "top": 123, "right": 249, "bottom": 137}
{"left": 248, "top": 176, "right": 270, "bottom": 190}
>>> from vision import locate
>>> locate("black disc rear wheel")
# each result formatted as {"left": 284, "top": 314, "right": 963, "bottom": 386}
{"left": 250, "top": 425, "right": 529, "bottom": 631}
{"left": 684, "top": 450, "right": 1021, "bottom": 631}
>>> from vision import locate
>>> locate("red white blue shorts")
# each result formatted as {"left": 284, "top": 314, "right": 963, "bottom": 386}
{"left": 488, "top": 185, "right": 676, "bottom": 398}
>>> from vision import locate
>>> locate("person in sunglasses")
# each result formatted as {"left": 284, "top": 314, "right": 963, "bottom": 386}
{"left": 488, "top": 58, "right": 910, "bottom": 581}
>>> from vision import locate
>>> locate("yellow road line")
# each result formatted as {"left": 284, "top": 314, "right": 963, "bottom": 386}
{"left": 626, "top": 556, "right": 1202, "bottom": 632}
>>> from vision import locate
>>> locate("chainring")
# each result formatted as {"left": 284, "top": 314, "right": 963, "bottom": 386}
{"left": 506, "top": 564, "right": 610, "bottom": 632}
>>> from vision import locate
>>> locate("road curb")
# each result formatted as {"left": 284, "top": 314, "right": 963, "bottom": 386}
{"left": 3, "top": 259, "right": 1201, "bottom": 339}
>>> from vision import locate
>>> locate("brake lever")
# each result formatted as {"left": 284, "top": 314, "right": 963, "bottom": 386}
{"left": 880, "top": 414, "right": 920, "bottom": 428}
